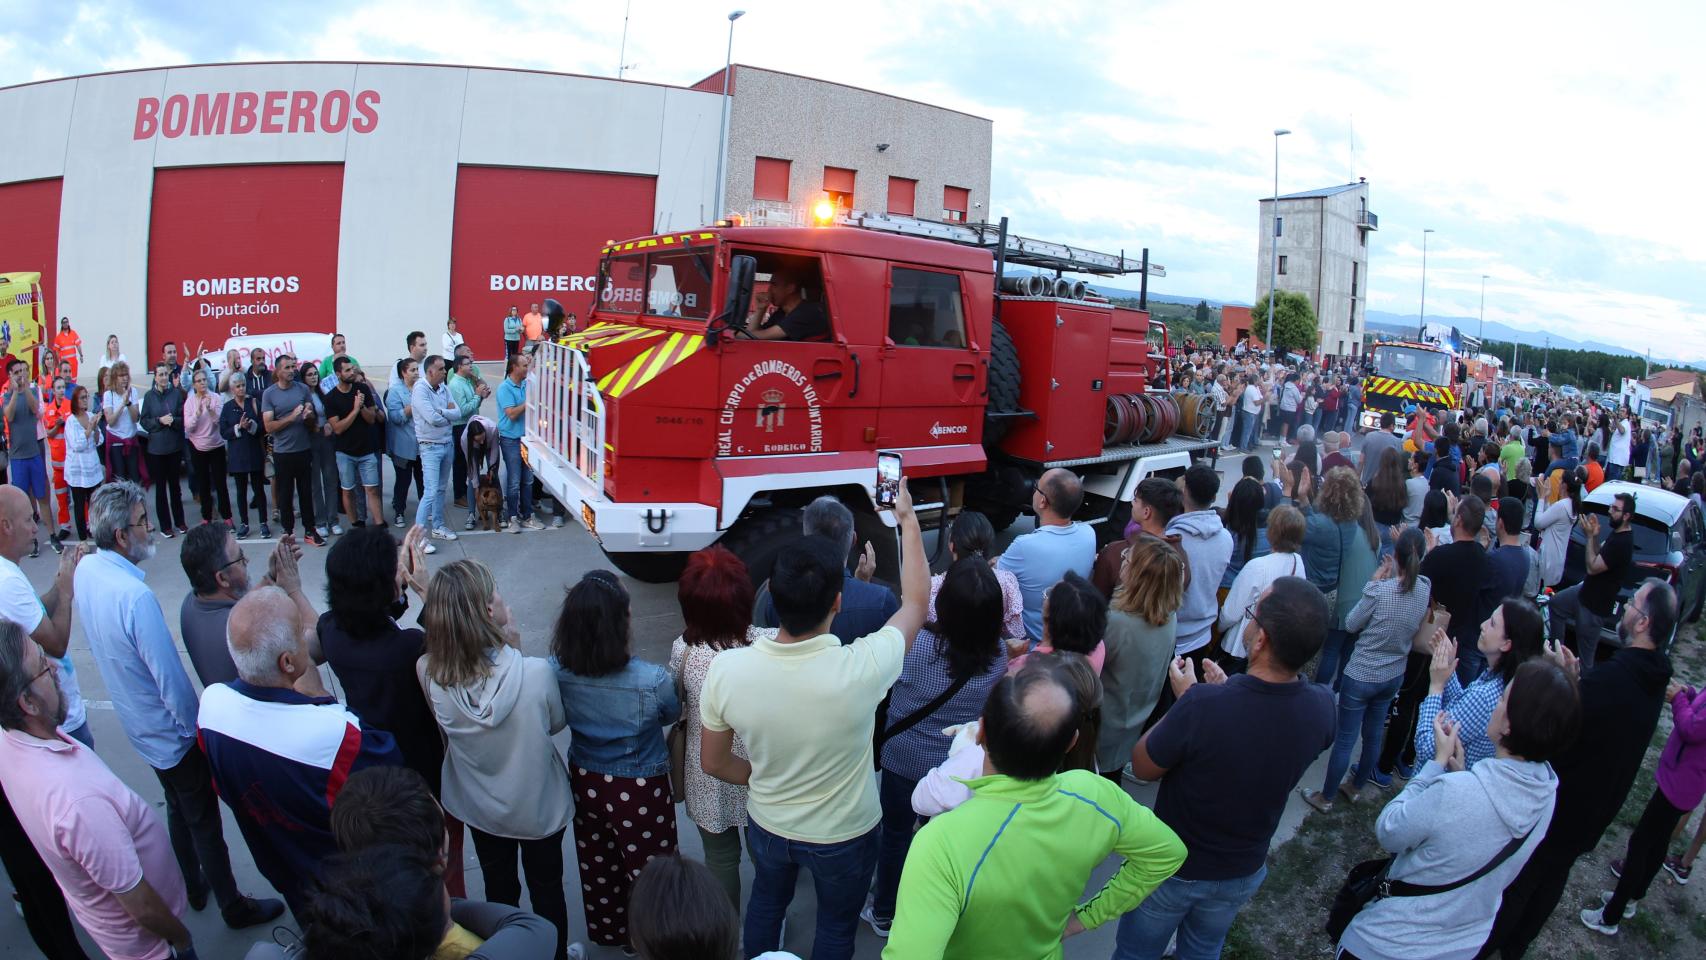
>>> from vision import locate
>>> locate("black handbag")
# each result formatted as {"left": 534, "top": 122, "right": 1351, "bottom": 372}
{"left": 1325, "top": 831, "right": 1529, "bottom": 942}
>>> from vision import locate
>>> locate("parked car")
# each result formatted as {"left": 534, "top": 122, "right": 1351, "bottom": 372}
{"left": 1557, "top": 482, "right": 1706, "bottom": 650}
{"left": 1558, "top": 383, "right": 1582, "bottom": 399}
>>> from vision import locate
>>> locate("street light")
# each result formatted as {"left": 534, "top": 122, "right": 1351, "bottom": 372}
{"left": 1478, "top": 274, "right": 1488, "bottom": 344}
{"left": 712, "top": 10, "right": 746, "bottom": 221}
{"left": 1265, "top": 128, "right": 1291, "bottom": 354}
{"left": 1416, "top": 228, "right": 1435, "bottom": 341}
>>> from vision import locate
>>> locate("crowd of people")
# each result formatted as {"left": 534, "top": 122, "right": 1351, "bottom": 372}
{"left": 0, "top": 324, "right": 1702, "bottom": 960}
{"left": 0, "top": 318, "right": 566, "bottom": 565}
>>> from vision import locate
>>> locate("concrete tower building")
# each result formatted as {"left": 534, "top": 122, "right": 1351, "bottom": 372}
{"left": 1256, "top": 179, "right": 1376, "bottom": 357}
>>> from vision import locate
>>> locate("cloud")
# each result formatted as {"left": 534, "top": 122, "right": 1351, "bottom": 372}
{"left": 3, "top": 0, "right": 1704, "bottom": 361}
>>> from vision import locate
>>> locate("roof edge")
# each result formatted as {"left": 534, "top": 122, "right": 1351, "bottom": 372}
{"left": 707, "top": 64, "right": 992, "bottom": 123}
{"left": 0, "top": 59, "right": 696, "bottom": 96}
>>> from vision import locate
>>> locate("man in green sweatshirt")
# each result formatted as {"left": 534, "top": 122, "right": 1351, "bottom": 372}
{"left": 883, "top": 657, "right": 1186, "bottom": 960}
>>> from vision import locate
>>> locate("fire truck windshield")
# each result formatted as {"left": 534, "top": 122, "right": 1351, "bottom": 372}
{"left": 1374, "top": 345, "right": 1451, "bottom": 387}
{"left": 596, "top": 248, "right": 714, "bottom": 321}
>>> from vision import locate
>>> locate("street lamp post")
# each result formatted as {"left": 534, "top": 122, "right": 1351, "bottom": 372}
{"left": 712, "top": 10, "right": 746, "bottom": 221}
{"left": 1265, "top": 128, "right": 1291, "bottom": 354}
{"left": 1417, "top": 228, "right": 1435, "bottom": 341}
{"left": 1478, "top": 274, "right": 1488, "bottom": 344}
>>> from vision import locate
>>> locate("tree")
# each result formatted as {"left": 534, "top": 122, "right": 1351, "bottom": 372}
{"left": 1194, "top": 299, "right": 1210, "bottom": 326}
{"left": 1251, "top": 290, "right": 1317, "bottom": 355}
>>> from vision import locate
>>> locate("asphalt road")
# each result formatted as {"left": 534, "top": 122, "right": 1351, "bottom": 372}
{"left": 0, "top": 434, "right": 1332, "bottom": 959}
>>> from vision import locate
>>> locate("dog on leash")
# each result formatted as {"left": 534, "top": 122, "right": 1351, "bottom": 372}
{"left": 476, "top": 470, "right": 504, "bottom": 531}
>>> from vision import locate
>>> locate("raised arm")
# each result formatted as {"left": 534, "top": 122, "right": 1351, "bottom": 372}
{"left": 883, "top": 483, "right": 931, "bottom": 650}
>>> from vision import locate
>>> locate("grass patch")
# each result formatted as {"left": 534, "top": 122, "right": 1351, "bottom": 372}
{"left": 1221, "top": 623, "right": 1706, "bottom": 959}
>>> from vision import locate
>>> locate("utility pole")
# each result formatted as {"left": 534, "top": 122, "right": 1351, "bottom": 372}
{"left": 1478, "top": 274, "right": 1488, "bottom": 344}
{"left": 1417, "top": 229, "right": 1434, "bottom": 341}
{"left": 1265, "top": 129, "right": 1291, "bottom": 353}
{"left": 712, "top": 10, "right": 746, "bottom": 221}
{"left": 617, "top": 0, "right": 632, "bottom": 78}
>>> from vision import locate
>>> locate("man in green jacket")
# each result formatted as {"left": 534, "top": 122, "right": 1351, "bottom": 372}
{"left": 447, "top": 351, "right": 483, "bottom": 516}
{"left": 883, "top": 657, "right": 1185, "bottom": 960}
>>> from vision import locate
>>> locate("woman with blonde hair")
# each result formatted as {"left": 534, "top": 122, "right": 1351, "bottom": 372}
{"left": 100, "top": 359, "right": 143, "bottom": 482}
{"left": 1218, "top": 504, "right": 1308, "bottom": 672}
{"left": 417, "top": 559, "right": 574, "bottom": 959}
{"left": 1097, "top": 533, "right": 1186, "bottom": 779}
{"left": 1313, "top": 467, "right": 1381, "bottom": 688}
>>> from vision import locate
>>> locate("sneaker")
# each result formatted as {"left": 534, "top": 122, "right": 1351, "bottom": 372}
{"left": 158, "top": 528, "right": 173, "bottom": 541}
{"left": 48, "top": 535, "right": 63, "bottom": 555}
{"left": 552, "top": 515, "right": 565, "bottom": 528}
{"left": 1598, "top": 890, "right": 1637, "bottom": 920}
{"left": 422, "top": 541, "right": 438, "bottom": 556}
{"left": 1300, "top": 788, "right": 1334, "bottom": 814}
{"left": 522, "top": 516, "right": 545, "bottom": 531}
{"left": 330, "top": 523, "right": 344, "bottom": 536}
{"left": 859, "top": 902, "right": 892, "bottom": 938}
{"left": 222, "top": 895, "right": 286, "bottom": 930}
{"left": 393, "top": 513, "right": 406, "bottom": 528}
{"left": 1579, "top": 906, "right": 1620, "bottom": 936}
{"left": 1663, "top": 855, "right": 1692, "bottom": 885}
{"left": 315, "top": 526, "right": 329, "bottom": 539}
{"left": 259, "top": 524, "right": 272, "bottom": 539}
{"left": 175, "top": 526, "right": 189, "bottom": 536}
{"left": 305, "top": 531, "right": 326, "bottom": 547}
{"left": 431, "top": 527, "right": 459, "bottom": 541}
{"left": 1395, "top": 759, "right": 1417, "bottom": 780}
{"left": 237, "top": 523, "right": 250, "bottom": 539}
{"left": 464, "top": 514, "right": 477, "bottom": 531}
{"left": 510, "top": 516, "right": 524, "bottom": 534}
{"left": 1611, "top": 858, "right": 1624, "bottom": 879}
{"left": 1348, "top": 764, "right": 1394, "bottom": 790}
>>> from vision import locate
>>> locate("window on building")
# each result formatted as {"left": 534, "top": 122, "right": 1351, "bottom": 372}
{"left": 1351, "top": 261, "right": 1359, "bottom": 296}
{"left": 823, "top": 166, "right": 856, "bottom": 211}
{"left": 887, "top": 177, "right": 917, "bottom": 217}
{"left": 888, "top": 268, "right": 966, "bottom": 349}
{"left": 1349, "top": 301, "right": 1357, "bottom": 334}
{"left": 942, "top": 185, "right": 970, "bottom": 223}
{"left": 753, "top": 157, "right": 790, "bottom": 203}
{"left": 1274, "top": 215, "right": 1283, "bottom": 238}
{"left": 1278, "top": 255, "right": 1288, "bottom": 275}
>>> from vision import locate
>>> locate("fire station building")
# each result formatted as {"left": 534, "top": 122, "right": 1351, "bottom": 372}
{"left": 0, "top": 61, "right": 991, "bottom": 369}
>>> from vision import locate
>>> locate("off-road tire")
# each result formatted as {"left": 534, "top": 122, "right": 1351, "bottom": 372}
{"left": 983, "top": 319, "right": 1022, "bottom": 446}
{"left": 717, "top": 506, "right": 804, "bottom": 589}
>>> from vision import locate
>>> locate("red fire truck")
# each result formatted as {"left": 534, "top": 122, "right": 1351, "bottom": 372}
{"left": 524, "top": 211, "right": 1221, "bottom": 583}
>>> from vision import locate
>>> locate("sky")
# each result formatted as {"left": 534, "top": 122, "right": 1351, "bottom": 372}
{"left": 5, "top": 0, "right": 1705, "bottom": 362}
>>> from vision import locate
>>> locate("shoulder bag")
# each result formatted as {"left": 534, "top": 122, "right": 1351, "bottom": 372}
{"left": 872, "top": 672, "right": 973, "bottom": 771}
{"left": 1410, "top": 602, "right": 1450, "bottom": 655}
{"left": 666, "top": 667, "right": 689, "bottom": 804}
{"left": 1326, "top": 829, "right": 1530, "bottom": 942}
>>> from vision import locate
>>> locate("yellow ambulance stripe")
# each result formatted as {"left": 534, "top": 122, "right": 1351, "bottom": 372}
{"left": 594, "top": 328, "right": 667, "bottom": 347}
{"left": 606, "top": 344, "right": 658, "bottom": 396}
{"left": 628, "top": 333, "right": 705, "bottom": 394}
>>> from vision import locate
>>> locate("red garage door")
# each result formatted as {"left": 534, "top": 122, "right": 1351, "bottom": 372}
{"left": 0, "top": 178, "right": 63, "bottom": 366}
{"left": 148, "top": 164, "right": 343, "bottom": 362}
{"left": 449, "top": 166, "right": 656, "bottom": 359}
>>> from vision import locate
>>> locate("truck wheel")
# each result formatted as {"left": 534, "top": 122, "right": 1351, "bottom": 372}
{"left": 605, "top": 551, "right": 690, "bottom": 584}
{"left": 718, "top": 507, "right": 803, "bottom": 588}
{"left": 1689, "top": 577, "right": 1706, "bottom": 624}
{"left": 983, "top": 319, "right": 1022, "bottom": 445}
{"left": 963, "top": 464, "right": 1029, "bottom": 533}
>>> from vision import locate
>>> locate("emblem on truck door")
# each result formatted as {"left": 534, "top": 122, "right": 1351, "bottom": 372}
{"left": 758, "top": 388, "right": 786, "bottom": 432}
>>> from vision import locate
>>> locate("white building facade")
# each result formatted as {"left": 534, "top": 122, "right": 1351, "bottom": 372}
{"left": 1256, "top": 180, "right": 1376, "bottom": 357}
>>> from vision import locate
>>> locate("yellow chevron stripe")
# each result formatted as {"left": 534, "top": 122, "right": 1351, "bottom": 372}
{"left": 608, "top": 345, "right": 656, "bottom": 397}
{"left": 623, "top": 333, "right": 685, "bottom": 396}
{"left": 590, "top": 328, "right": 666, "bottom": 347}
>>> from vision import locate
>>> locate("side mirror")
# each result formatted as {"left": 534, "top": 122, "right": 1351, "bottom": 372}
{"left": 723, "top": 255, "right": 756, "bottom": 331}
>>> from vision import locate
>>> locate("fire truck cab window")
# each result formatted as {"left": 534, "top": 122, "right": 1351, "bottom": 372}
{"left": 747, "top": 257, "right": 830, "bottom": 342}
{"left": 888, "top": 268, "right": 966, "bottom": 349}
{"left": 599, "top": 253, "right": 646, "bottom": 314}
{"left": 645, "top": 248, "right": 713, "bottom": 321}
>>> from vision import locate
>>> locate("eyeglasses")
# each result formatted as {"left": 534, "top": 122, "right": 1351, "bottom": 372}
{"left": 1244, "top": 599, "right": 1270, "bottom": 636}
{"left": 219, "top": 553, "right": 249, "bottom": 572}
{"left": 28, "top": 659, "right": 55, "bottom": 686}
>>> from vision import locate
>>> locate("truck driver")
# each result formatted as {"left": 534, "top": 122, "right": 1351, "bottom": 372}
{"left": 751, "top": 268, "right": 830, "bottom": 342}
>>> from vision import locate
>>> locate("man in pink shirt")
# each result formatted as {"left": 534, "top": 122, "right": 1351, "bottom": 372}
{"left": 0, "top": 621, "right": 199, "bottom": 959}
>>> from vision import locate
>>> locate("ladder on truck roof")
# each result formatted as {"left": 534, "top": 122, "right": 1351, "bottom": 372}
{"left": 838, "top": 211, "right": 1167, "bottom": 278}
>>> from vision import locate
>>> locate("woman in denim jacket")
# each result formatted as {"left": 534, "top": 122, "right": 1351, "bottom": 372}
{"left": 552, "top": 570, "right": 681, "bottom": 953}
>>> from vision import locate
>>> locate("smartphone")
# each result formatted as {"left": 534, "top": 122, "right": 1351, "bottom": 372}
{"left": 876, "top": 451, "right": 903, "bottom": 508}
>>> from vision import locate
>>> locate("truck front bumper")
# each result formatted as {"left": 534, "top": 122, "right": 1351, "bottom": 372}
{"left": 525, "top": 436, "right": 720, "bottom": 553}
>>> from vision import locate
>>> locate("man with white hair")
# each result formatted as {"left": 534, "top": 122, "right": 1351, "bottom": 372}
{"left": 75, "top": 480, "right": 283, "bottom": 930}
{"left": 198, "top": 586, "right": 401, "bottom": 918}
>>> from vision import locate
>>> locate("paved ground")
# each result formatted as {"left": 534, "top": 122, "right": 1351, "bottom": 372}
{"left": 0, "top": 430, "right": 1338, "bottom": 959}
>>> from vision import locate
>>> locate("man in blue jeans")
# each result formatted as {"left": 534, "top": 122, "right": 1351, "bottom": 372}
{"left": 700, "top": 484, "right": 930, "bottom": 960}
{"left": 495, "top": 354, "right": 543, "bottom": 532}
{"left": 1114, "top": 577, "right": 1335, "bottom": 959}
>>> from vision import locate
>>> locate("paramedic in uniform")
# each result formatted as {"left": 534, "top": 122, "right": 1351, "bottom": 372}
{"left": 751, "top": 269, "right": 829, "bottom": 342}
